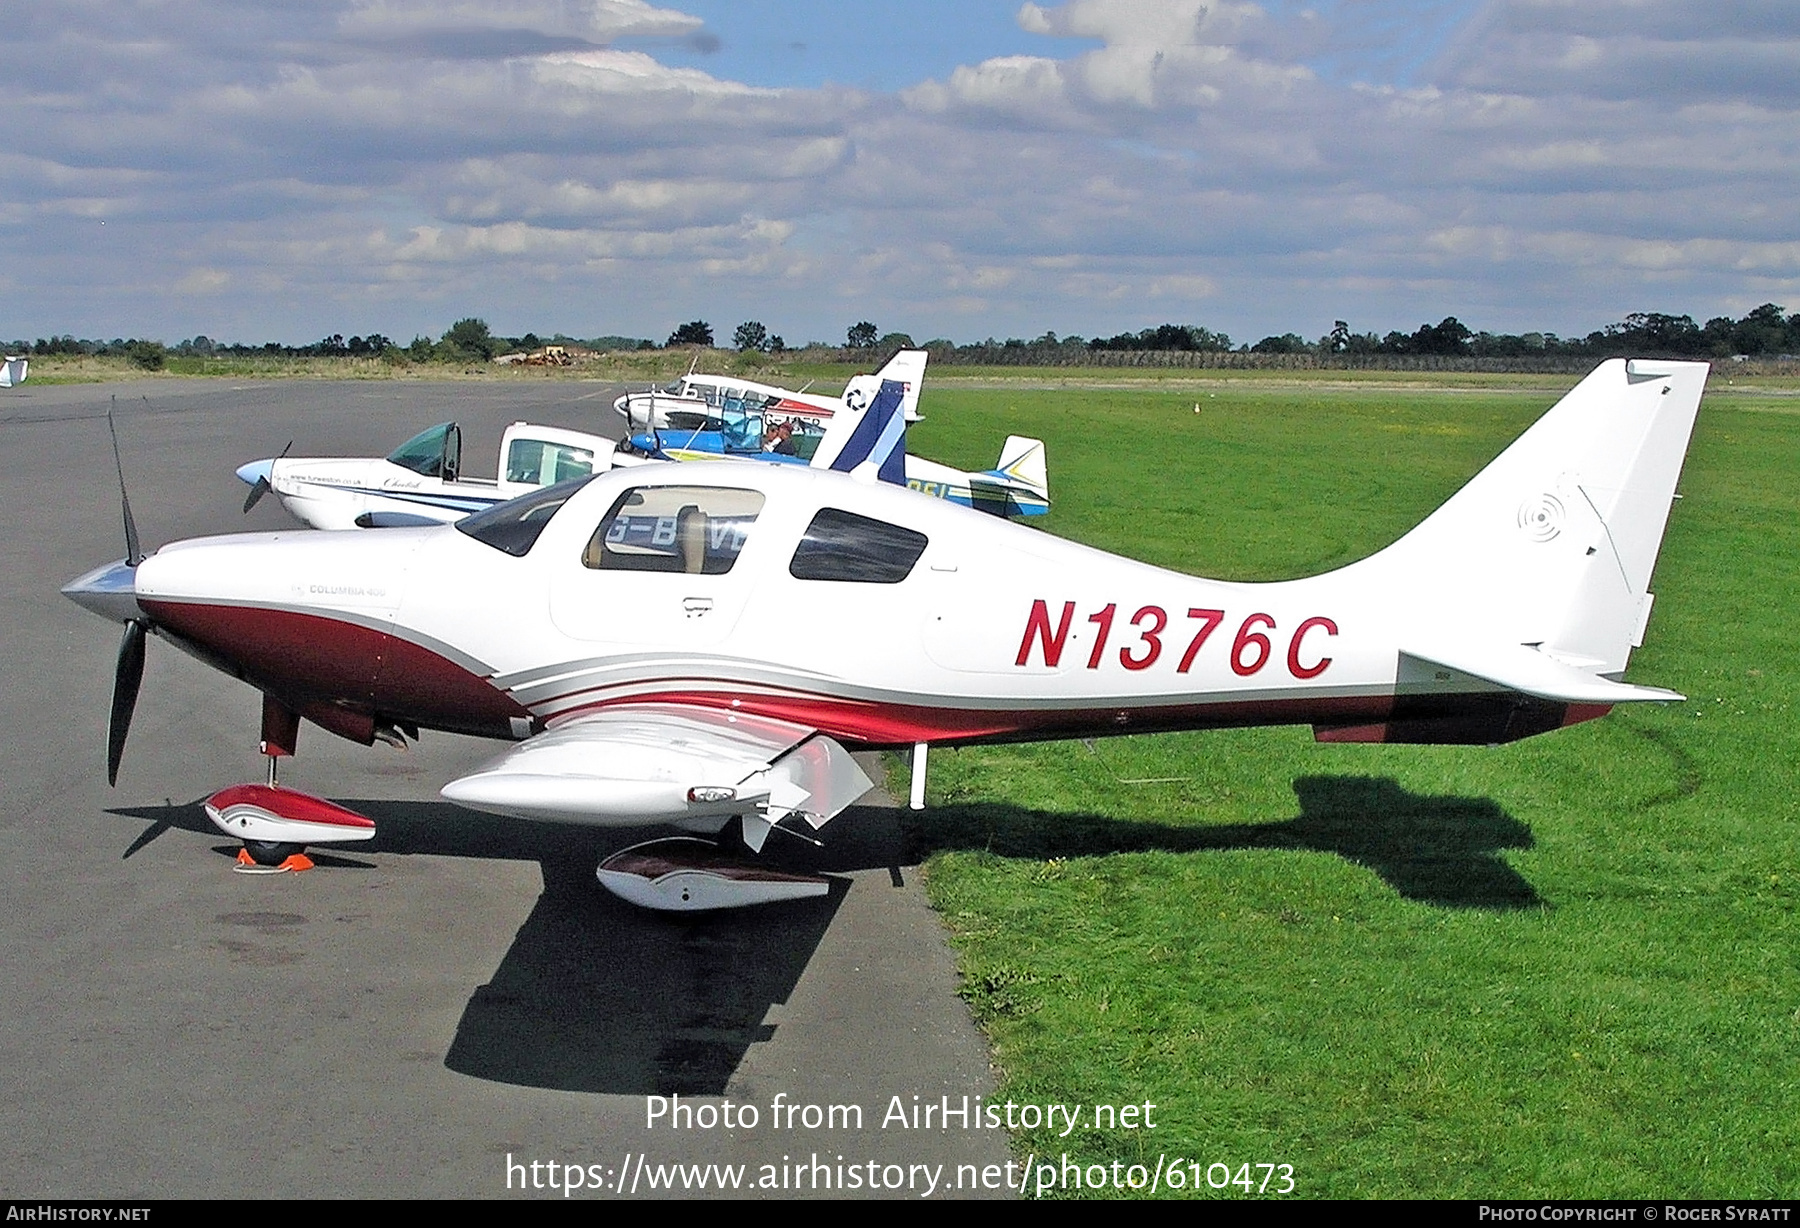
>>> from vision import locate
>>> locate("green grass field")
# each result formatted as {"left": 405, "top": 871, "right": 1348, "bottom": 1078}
{"left": 896, "top": 375, "right": 1800, "bottom": 1197}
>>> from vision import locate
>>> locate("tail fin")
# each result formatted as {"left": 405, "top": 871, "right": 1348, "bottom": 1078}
{"left": 812, "top": 349, "right": 927, "bottom": 482}
{"left": 814, "top": 378, "right": 908, "bottom": 485}
{"left": 1354, "top": 358, "right": 1708, "bottom": 677}
{"left": 993, "top": 435, "right": 1047, "bottom": 498}
{"left": 840, "top": 349, "right": 927, "bottom": 422}
{"left": 970, "top": 435, "right": 1051, "bottom": 516}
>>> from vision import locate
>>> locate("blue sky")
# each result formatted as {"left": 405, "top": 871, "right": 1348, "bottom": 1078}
{"left": 638, "top": 0, "right": 1100, "bottom": 90}
{"left": 1, "top": 1, "right": 1795, "bottom": 348}
{"left": 638, "top": 1, "right": 1472, "bottom": 91}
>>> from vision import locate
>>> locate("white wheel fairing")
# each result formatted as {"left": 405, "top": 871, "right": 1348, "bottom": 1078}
{"left": 203, "top": 785, "right": 376, "bottom": 845}
{"left": 596, "top": 838, "right": 829, "bottom": 911}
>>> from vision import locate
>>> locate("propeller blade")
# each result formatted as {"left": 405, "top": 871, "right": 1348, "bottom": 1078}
{"left": 107, "top": 398, "right": 142, "bottom": 566}
{"left": 241, "top": 440, "right": 292, "bottom": 514}
{"left": 107, "top": 620, "right": 146, "bottom": 786}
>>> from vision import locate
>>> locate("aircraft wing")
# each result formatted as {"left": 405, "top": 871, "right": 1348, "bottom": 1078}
{"left": 440, "top": 703, "right": 874, "bottom": 851}
{"left": 1401, "top": 642, "right": 1685, "bottom": 704}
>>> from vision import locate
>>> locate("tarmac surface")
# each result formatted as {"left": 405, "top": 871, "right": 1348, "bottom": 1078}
{"left": 0, "top": 378, "right": 1012, "bottom": 1199}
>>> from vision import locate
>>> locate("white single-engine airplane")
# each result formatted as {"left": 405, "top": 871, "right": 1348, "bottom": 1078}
{"left": 66, "top": 359, "right": 1706, "bottom": 909}
{"left": 236, "top": 350, "right": 1049, "bottom": 528}
{"left": 614, "top": 349, "right": 926, "bottom": 433}
{"left": 1, "top": 355, "right": 27, "bottom": 387}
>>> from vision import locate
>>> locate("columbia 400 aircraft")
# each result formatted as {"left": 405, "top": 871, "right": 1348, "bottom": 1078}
{"left": 65, "top": 359, "right": 1706, "bottom": 909}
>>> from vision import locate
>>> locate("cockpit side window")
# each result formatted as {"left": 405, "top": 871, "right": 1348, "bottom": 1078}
{"left": 789, "top": 507, "right": 928, "bottom": 583}
{"left": 584, "top": 486, "right": 765, "bottom": 574}
{"left": 456, "top": 475, "right": 592, "bottom": 556}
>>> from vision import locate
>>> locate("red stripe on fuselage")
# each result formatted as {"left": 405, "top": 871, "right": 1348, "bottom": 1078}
{"left": 546, "top": 688, "right": 1398, "bottom": 749}
{"left": 141, "top": 600, "right": 528, "bottom": 740}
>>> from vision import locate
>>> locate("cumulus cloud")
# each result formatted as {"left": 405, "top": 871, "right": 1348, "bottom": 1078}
{"left": 0, "top": 0, "right": 1795, "bottom": 342}
{"left": 339, "top": 0, "right": 703, "bottom": 43}
{"left": 1433, "top": 0, "right": 1800, "bottom": 102}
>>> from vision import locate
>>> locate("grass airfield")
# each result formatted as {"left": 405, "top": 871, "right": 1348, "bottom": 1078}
{"left": 899, "top": 373, "right": 1800, "bottom": 1197}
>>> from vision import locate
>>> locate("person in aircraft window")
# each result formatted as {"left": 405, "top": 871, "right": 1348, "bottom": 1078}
{"left": 763, "top": 420, "right": 798, "bottom": 455}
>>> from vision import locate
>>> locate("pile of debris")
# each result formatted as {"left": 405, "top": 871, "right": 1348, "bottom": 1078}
{"left": 494, "top": 345, "right": 590, "bottom": 367}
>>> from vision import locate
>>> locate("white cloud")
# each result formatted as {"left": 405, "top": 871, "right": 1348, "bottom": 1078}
{"left": 0, "top": 0, "right": 1795, "bottom": 343}
{"left": 340, "top": 0, "right": 702, "bottom": 44}
{"left": 174, "top": 268, "right": 230, "bottom": 295}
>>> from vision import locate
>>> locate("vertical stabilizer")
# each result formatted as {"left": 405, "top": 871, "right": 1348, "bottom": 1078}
{"left": 1351, "top": 359, "right": 1708, "bottom": 675}
{"left": 817, "top": 379, "right": 908, "bottom": 485}
{"left": 812, "top": 349, "right": 926, "bottom": 480}
{"left": 994, "top": 435, "right": 1048, "bottom": 497}
{"left": 838, "top": 349, "right": 927, "bottom": 425}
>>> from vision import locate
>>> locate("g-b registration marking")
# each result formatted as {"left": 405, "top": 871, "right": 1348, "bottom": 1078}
{"left": 1015, "top": 600, "right": 1338, "bottom": 679}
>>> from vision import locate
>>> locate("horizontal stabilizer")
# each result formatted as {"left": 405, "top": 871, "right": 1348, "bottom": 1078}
{"left": 1402, "top": 643, "right": 1684, "bottom": 705}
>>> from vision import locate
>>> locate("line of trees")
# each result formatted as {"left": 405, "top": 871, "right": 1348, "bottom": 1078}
{"left": 13, "top": 304, "right": 1798, "bottom": 367}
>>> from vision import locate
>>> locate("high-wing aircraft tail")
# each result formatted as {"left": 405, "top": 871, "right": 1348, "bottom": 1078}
{"left": 1351, "top": 357, "right": 1708, "bottom": 682}
{"left": 969, "top": 435, "right": 1050, "bottom": 517}
{"left": 839, "top": 349, "right": 926, "bottom": 423}
{"left": 0, "top": 356, "right": 27, "bottom": 387}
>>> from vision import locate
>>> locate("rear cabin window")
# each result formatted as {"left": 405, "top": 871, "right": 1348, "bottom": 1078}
{"left": 505, "top": 438, "right": 595, "bottom": 487}
{"left": 583, "top": 486, "right": 765, "bottom": 574}
{"left": 789, "top": 508, "right": 928, "bottom": 584}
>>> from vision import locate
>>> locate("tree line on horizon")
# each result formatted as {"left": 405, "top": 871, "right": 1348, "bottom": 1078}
{"left": 13, "top": 304, "right": 1799, "bottom": 369}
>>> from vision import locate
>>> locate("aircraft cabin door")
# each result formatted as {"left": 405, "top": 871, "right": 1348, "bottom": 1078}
{"left": 549, "top": 483, "right": 767, "bottom": 646}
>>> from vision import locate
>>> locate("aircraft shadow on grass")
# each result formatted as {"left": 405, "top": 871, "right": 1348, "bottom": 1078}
{"left": 109, "top": 773, "right": 1531, "bottom": 1095}
{"left": 897, "top": 775, "right": 1542, "bottom": 912}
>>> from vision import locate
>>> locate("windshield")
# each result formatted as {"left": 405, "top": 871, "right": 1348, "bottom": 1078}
{"left": 387, "top": 422, "right": 455, "bottom": 478}
{"left": 456, "top": 475, "right": 592, "bottom": 556}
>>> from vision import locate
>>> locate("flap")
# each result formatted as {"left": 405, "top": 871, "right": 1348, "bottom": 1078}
{"left": 440, "top": 703, "right": 872, "bottom": 828}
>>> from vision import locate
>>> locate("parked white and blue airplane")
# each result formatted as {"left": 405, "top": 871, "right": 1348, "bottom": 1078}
{"left": 626, "top": 351, "right": 1050, "bottom": 518}
{"left": 236, "top": 351, "right": 1049, "bottom": 530}
{"left": 614, "top": 349, "right": 925, "bottom": 434}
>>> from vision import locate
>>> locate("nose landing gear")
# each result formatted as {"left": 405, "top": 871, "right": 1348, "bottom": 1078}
{"left": 203, "top": 696, "right": 378, "bottom": 873}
